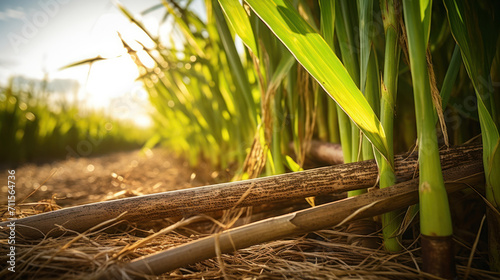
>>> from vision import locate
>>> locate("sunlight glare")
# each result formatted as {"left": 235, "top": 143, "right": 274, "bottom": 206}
{"left": 84, "top": 13, "right": 153, "bottom": 108}
{"left": 136, "top": 50, "right": 156, "bottom": 69}
{"left": 82, "top": 13, "right": 156, "bottom": 127}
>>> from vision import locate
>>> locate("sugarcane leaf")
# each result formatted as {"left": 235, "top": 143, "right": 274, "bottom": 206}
{"left": 213, "top": 2, "right": 257, "bottom": 127}
{"left": 477, "top": 97, "right": 499, "bottom": 156}
{"left": 420, "top": 0, "right": 432, "bottom": 46}
{"left": 59, "top": 56, "right": 108, "bottom": 70}
{"left": 336, "top": 0, "right": 359, "bottom": 86}
{"left": 319, "top": 0, "right": 335, "bottom": 48}
{"left": 439, "top": 45, "right": 461, "bottom": 110}
{"left": 245, "top": 0, "right": 391, "bottom": 164}
{"left": 358, "top": 0, "right": 373, "bottom": 92}
{"left": 267, "top": 52, "right": 296, "bottom": 94}
{"left": 478, "top": 97, "right": 500, "bottom": 201}
{"left": 218, "top": 0, "right": 259, "bottom": 56}
{"left": 285, "top": 155, "right": 303, "bottom": 172}
{"left": 489, "top": 140, "right": 500, "bottom": 207}
{"left": 162, "top": 0, "right": 206, "bottom": 58}
{"left": 444, "top": 0, "right": 500, "bottom": 199}
{"left": 444, "top": 0, "right": 500, "bottom": 92}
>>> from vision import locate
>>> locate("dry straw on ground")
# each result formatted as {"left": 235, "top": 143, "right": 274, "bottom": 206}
{"left": 2, "top": 218, "right": 499, "bottom": 279}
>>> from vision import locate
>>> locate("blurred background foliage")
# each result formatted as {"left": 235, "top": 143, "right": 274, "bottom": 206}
{"left": 0, "top": 76, "right": 150, "bottom": 165}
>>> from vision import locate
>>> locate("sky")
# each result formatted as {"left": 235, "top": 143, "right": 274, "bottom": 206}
{"left": 0, "top": 0, "right": 204, "bottom": 127}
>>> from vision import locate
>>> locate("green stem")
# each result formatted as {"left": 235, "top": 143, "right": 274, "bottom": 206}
{"left": 319, "top": 0, "right": 340, "bottom": 144}
{"left": 403, "top": 0, "right": 454, "bottom": 276}
{"left": 337, "top": 109, "right": 352, "bottom": 163}
{"left": 361, "top": 47, "right": 379, "bottom": 162}
{"left": 403, "top": 0, "right": 452, "bottom": 238}
{"left": 316, "top": 93, "right": 329, "bottom": 141}
{"left": 327, "top": 99, "right": 340, "bottom": 143}
{"left": 272, "top": 90, "right": 285, "bottom": 174}
{"left": 336, "top": 0, "right": 362, "bottom": 197}
{"left": 379, "top": 0, "right": 402, "bottom": 252}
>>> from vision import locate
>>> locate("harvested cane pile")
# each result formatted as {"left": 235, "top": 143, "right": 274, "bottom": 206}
{"left": 1, "top": 144, "right": 499, "bottom": 279}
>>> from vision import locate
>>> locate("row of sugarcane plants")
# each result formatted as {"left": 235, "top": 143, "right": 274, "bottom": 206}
{"left": 117, "top": 0, "right": 500, "bottom": 276}
{"left": 0, "top": 78, "right": 149, "bottom": 165}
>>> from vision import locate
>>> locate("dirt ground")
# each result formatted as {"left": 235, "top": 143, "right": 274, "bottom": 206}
{"left": 1, "top": 148, "right": 499, "bottom": 279}
{"left": 1, "top": 148, "right": 219, "bottom": 212}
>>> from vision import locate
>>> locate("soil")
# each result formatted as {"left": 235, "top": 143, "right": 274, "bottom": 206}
{"left": 2, "top": 148, "right": 219, "bottom": 214}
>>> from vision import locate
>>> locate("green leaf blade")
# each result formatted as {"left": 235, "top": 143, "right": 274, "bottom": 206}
{"left": 245, "top": 0, "right": 390, "bottom": 163}
{"left": 218, "top": 0, "right": 259, "bottom": 56}
{"left": 444, "top": 0, "right": 500, "bottom": 211}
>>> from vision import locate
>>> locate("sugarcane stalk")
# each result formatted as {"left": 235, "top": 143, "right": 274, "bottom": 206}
{"left": 302, "top": 140, "right": 344, "bottom": 165}
{"left": 318, "top": 0, "right": 340, "bottom": 144}
{"left": 379, "top": 0, "right": 402, "bottom": 252}
{"left": 403, "top": 1, "right": 455, "bottom": 277}
{"left": 100, "top": 161, "right": 484, "bottom": 279}
{"left": 335, "top": 0, "right": 363, "bottom": 197}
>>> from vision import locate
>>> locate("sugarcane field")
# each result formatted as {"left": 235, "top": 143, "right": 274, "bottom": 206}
{"left": 1, "top": 0, "right": 499, "bottom": 279}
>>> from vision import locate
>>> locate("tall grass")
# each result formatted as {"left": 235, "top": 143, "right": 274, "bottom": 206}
{"left": 115, "top": 0, "right": 499, "bottom": 276}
